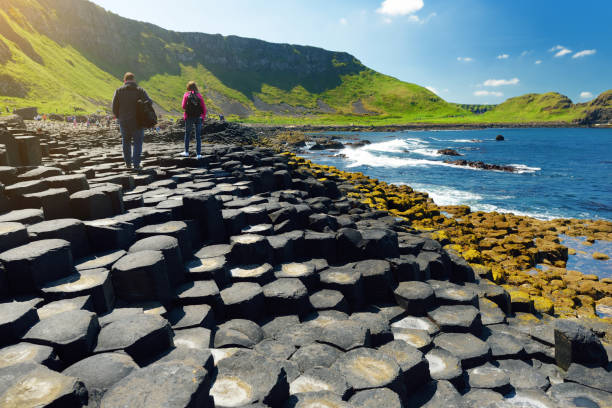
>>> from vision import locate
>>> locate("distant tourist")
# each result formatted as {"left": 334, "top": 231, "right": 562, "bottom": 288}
{"left": 181, "top": 81, "right": 207, "bottom": 159}
{"left": 219, "top": 113, "right": 225, "bottom": 121}
{"left": 112, "top": 72, "right": 152, "bottom": 170}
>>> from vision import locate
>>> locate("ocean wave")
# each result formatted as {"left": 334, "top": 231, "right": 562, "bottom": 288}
{"left": 360, "top": 139, "right": 413, "bottom": 153}
{"left": 406, "top": 183, "right": 483, "bottom": 206}
{"left": 412, "top": 148, "right": 442, "bottom": 157}
{"left": 450, "top": 139, "right": 483, "bottom": 143}
{"left": 509, "top": 164, "right": 541, "bottom": 174}
{"left": 339, "top": 149, "right": 442, "bottom": 168}
{"left": 470, "top": 203, "right": 560, "bottom": 220}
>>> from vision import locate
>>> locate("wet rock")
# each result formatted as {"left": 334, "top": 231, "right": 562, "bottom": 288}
{"left": 437, "top": 149, "right": 462, "bottom": 156}
{"left": 23, "top": 309, "right": 99, "bottom": 365}
{"left": 444, "top": 159, "right": 516, "bottom": 173}
{"left": 101, "top": 361, "right": 213, "bottom": 407}
{"left": 62, "top": 352, "right": 138, "bottom": 407}
{"left": 0, "top": 238, "right": 73, "bottom": 294}
{"left": 94, "top": 313, "right": 174, "bottom": 365}
{"left": 0, "top": 363, "right": 87, "bottom": 407}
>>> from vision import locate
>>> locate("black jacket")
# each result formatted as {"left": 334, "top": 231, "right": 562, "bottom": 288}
{"left": 111, "top": 81, "right": 151, "bottom": 126}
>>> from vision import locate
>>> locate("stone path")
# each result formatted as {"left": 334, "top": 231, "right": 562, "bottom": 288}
{"left": 0, "top": 119, "right": 610, "bottom": 407}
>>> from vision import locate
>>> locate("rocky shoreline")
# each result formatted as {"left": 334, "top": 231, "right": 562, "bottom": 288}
{"left": 0, "top": 116, "right": 609, "bottom": 407}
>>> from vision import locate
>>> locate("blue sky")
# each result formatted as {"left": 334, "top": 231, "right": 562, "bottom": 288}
{"left": 91, "top": 0, "right": 610, "bottom": 104}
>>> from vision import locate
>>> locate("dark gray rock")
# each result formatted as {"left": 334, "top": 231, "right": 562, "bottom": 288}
{"left": 497, "top": 359, "right": 550, "bottom": 391}
{"left": 308, "top": 289, "right": 349, "bottom": 313}
{"left": 285, "top": 391, "right": 351, "bottom": 408}
{"left": 0, "top": 342, "right": 58, "bottom": 370}
{"left": 428, "top": 305, "right": 482, "bottom": 335}
{"left": 166, "top": 304, "right": 215, "bottom": 330}
{"left": 220, "top": 282, "right": 265, "bottom": 321}
{"left": 333, "top": 347, "right": 402, "bottom": 393}
{"left": 230, "top": 263, "right": 274, "bottom": 285}
{"left": 214, "top": 319, "right": 264, "bottom": 348}
{"left": 0, "top": 301, "right": 39, "bottom": 346}
{"left": 433, "top": 333, "right": 491, "bottom": 369}
{"left": 230, "top": 234, "right": 273, "bottom": 264}
{"left": 467, "top": 363, "right": 512, "bottom": 394}
{"left": 0, "top": 222, "right": 28, "bottom": 253}
{"left": 135, "top": 221, "right": 192, "bottom": 261}
{"left": 28, "top": 218, "right": 90, "bottom": 259}
{"left": 393, "top": 281, "right": 435, "bottom": 316}
{"left": 404, "top": 380, "right": 464, "bottom": 408}
{"left": 111, "top": 250, "right": 174, "bottom": 303}
{"left": 84, "top": 218, "right": 135, "bottom": 252}
{"left": 23, "top": 309, "right": 99, "bottom": 365}
{"left": 254, "top": 339, "right": 297, "bottom": 361}
{"left": 318, "top": 319, "right": 370, "bottom": 351}
{"left": 0, "top": 208, "right": 44, "bottom": 225}
{"left": 41, "top": 268, "right": 115, "bottom": 314}
{"left": 289, "top": 367, "right": 351, "bottom": 399}
{"left": 76, "top": 249, "right": 126, "bottom": 271}
{"left": 101, "top": 361, "right": 213, "bottom": 407}
{"left": 289, "top": 342, "right": 343, "bottom": 373}
{"left": 129, "top": 235, "right": 185, "bottom": 287}
{"left": 349, "top": 388, "right": 403, "bottom": 408}
{"left": 263, "top": 278, "right": 310, "bottom": 317}
{"left": 70, "top": 189, "right": 113, "bottom": 220}
{"left": 320, "top": 266, "right": 364, "bottom": 310}
{"left": 554, "top": 319, "right": 608, "bottom": 370}
{"left": 171, "top": 327, "right": 213, "bottom": 350}
{"left": 565, "top": 363, "right": 612, "bottom": 393}
{"left": 547, "top": 382, "right": 612, "bottom": 408}
{"left": 379, "top": 339, "right": 429, "bottom": 391}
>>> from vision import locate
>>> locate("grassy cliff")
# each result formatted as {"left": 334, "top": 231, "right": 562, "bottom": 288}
{"left": 0, "top": 0, "right": 609, "bottom": 124}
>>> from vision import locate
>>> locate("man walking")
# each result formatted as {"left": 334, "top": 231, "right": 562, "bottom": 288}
{"left": 112, "top": 72, "right": 151, "bottom": 170}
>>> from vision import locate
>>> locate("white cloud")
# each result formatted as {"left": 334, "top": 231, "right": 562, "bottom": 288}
{"left": 580, "top": 91, "right": 593, "bottom": 99}
{"left": 339, "top": 17, "right": 348, "bottom": 25}
{"left": 383, "top": 17, "right": 393, "bottom": 24}
{"left": 407, "top": 12, "right": 436, "bottom": 23}
{"left": 497, "top": 54, "right": 509, "bottom": 60}
{"left": 549, "top": 45, "right": 572, "bottom": 57}
{"left": 483, "top": 78, "right": 520, "bottom": 87}
{"left": 457, "top": 57, "right": 473, "bottom": 62}
{"left": 474, "top": 90, "right": 503, "bottom": 97}
{"left": 573, "top": 49, "right": 596, "bottom": 59}
{"left": 520, "top": 50, "right": 530, "bottom": 57}
{"left": 377, "top": 0, "right": 424, "bottom": 16}
{"left": 535, "top": 60, "right": 542, "bottom": 65}
{"left": 425, "top": 86, "right": 439, "bottom": 94}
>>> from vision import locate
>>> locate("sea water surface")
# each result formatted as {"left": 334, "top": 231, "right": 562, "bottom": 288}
{"left": 302, "top": 128, "right": 612, "bottom": 221}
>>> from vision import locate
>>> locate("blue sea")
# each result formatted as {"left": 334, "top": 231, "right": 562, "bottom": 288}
{"left": 302, "top": 128, "right": 612, "bottom": 221}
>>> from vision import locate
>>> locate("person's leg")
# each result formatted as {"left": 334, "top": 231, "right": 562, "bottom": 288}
{"left": 195, "top": 117, "right": 202, "bottom": 156}
{"left": 120, "top": 123, "right": 132, "bottom": 167}
{"left": 184, "top": 118, "right": 192, "bottom": 154}
{"left": 132, "top": 127, "right": 144, "bottom": 169}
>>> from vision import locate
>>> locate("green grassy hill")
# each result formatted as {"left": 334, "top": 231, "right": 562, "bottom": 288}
{"left": 0, "top": 0, "right": 609, "bottom": 125}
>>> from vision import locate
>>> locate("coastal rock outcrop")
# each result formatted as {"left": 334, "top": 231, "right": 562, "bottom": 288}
{"left": 444, "top": 159, "right": 516, "bottom": 172}
{"left": 437, "top": 148, "right": 462, "bottom": 156}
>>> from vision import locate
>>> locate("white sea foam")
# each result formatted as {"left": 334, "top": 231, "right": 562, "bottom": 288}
{"left": 509, "top": 164, "right": 541, "bottom": 174}
{"left": 412, "top": 148, "right": 442, "bottom": 157}
{"left": 406, "top": 183, "right": 483, "bottom": 206}
{"left": 360, "top": 139, "right": 412, "bottom": 153}
{"left": 470, "top": 203, "right": 560, "bottom": 220}
{"left": 450, "top": 139, "right": 483, "bottom": 143}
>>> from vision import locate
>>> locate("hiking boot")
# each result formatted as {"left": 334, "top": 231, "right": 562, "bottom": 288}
{"left": 196, "top": 154, "right": 203, "bottom": 159}
{"left": 181, "top": 151, "right": 189, "bottom": 157}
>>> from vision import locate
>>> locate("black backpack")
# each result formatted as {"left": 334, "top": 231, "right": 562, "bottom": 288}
{"left": 136, "top": 89, "right": 157, "bottom": 128}
{"left": 185, "top": 91, "right": 203, "bottom": 118}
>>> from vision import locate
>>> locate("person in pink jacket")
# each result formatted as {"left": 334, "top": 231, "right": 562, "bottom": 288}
{"left": 181, "top": 81, "right": 207, "bottom": 158}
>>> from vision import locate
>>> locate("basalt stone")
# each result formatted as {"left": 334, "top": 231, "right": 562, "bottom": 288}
{"left": 0, "top": 208, "right": 44, "bottom": 225}
{"left": 548, "top": 382, "right": 612, "bottom": 408}
{"left": 285, "top": 391, "right": 352, "bottom": 408}
{"left": 358, "top": 228, "right": 399, "bottom": 259}
{"left": 0, "top": 238, "right": 73, "bottom": 294}
{"left": 391, "top": 315, "right": 440, "bottom": 336}
{"left": 309, "top": 289, "right": 349, "bottom": 313}
{"left": 565, "top": 363, "right": 612, "bottom": 393}
{"left": 175, "top": 280, "right": 222, "bottom": 311}
{"left": 183, "top": 193, "right": 226, "bottom": 243}
{"left": 127, "top": 207, "right": 173, "bottom": 227}
{"left": 434, "top": 284, "right": 478, "bottom": 307}
{"left": 135, "top": 221, "right": 192, "bottom": 261}
{"left": 554, "top": 319, "right": 608, "bottom": 370}
{"left": 171, "top": 327, "right": 213, "bottom": 350}
{"left": 263, "top": 278, "right": 310, "bottom": 317}
{"left": 319, "top": 267, "right": 364, "bottom": 310}
{"left": 391, "top": 327, "right": 432, "bottom": 351}
{"left": 243, "top": 223, "right": 274, "bottom": 236}
{"left": 230, "top": 263, "right": 275, "bottom": 285}
{"left": 254, "top": 339, "right": 297, "bottom": 362}
{"left": 479, "top": 298, "right": 507, "bottom": 326}
{"left": 185, "top": 256, "right": 229, "bottom": 287}
{"left": 349, "top": 388, "right": 403, "bottom": 408}
{"left": 22, "top": 188, "right": 72, "bottom": 220}
{"left": 36, "top": 296, "right": 93, "bottom": 320}
{"left": 210, "top": 350, "right": 288, "bottom": 407}
{"left": 467, "top": 363, "right": 512, "bottom": 394}
{"left": 76, "top": 249, "right": 126, "bottom": 271}
{"left": 62, "top": 352, "right": 138, "bottom": 407}
{"left": 336, "top": 228, "right": 363, "bottom": 263}
{"left": 23, "top": 309, "right": 100, "bottom": 365}
{"left": 398, "top": 234, "right": 426, "bottom": 255}
{"left": 0, "top": 342, "right": 59, "bottom": 370}
{"left": 221, "top": 282, "right": 265, "bottom": 321}
{"left": 41, "top": 268, "right": 115, "bottom": 314}
{"left": 462, "top": 389, "right": 504, "bottom": 407}
{"left": 230, "top": 234, "right": 273, "bottom": 264}
{"left": 214, "top": 319, "right": 264, "bottom": 348}
{"left": 485, "top": 332, "right": 526, "bottom": 359}
{"left": 417, "top": 251, "right": 448, "bottom": 280}
{"left": 353, "top": 259, "right": 395, "bottom": 302}
{"left": 318, "top": 319, "right": 370, "bottom": 351}
{"left": 166, "top": 304, "right": 215, "bottom": 330}
{"left": 0, "top": 363, "right": 88, "bottom": 407}
{"left": 0, "top": 222, "right": 28, "bottom": 253}
{"left": 101, "top": 361, "right": 213, "bottom": 408}
{"left": 46, "top": 174, "right": 89, "bottom": 194}
{"left": 428, "top": 305, "right": 482, "bottom": 335}
{"left": 378, "top": 340, "right": 429, "bottom": 390}
{"left": 195, "top": 243, "right": 231, "bottom": 259}
{"left": 0, "top": 301, "right": 39, "bottom": 346}
{"left": 289, "top": 368, "right": 351, "bottom": 399}
{"left": 93, "top": 184, "right": 124, "bottom": 216}
{"left": 497, "top": 359, "right": 550, "bottom": 391}
{"left": 5, "top": 179, "right": 49, "bottom": 199}
{"left": 275, "top": 323, "right": 319, "bottom": 348}
{"left": 222, "top": 208, "right": 247, "bottom": 236}
{"left": 304, "top": 230, "right": 336, "bottom": 262}
{"left": 393, "top": 281, "right": 435, "bottom": 316}
{"left": 129, "top": 235, "right": 185, "bottom": 287}
{"left": 434, "top": 333, "right": 491, "bottom": 369}
{"left": 84, "top": 218, "right": 135, "bottom": 251}
{"left": 28, "top": 218, "right": 90, "bottom": 259}
{"left": 404, "top": 380, "right": 463, "bottom": 407}
{"left": 501, "top": 389, "right": 558, "bottom": 408}
{"left": 333, "top": 347, "right": 403, "bottom": 393}
{"left": 388, "top": 255, "right": 420, "bottom": 282}
{"left": 349, "top": 312, "right": 392, "bottom": 346}
{"left": 290, "top": 342, "right": 343, "bottom": 373}
{"left": 70, "top": 189, "right": 114, "bottom": 220}
{"left": 111, "top": 250, "right": 174, "bottom": 303}
{"left": 94, "top": 313, "right": 174, "bottom": 365}
{"left": 274, "top": 262, "right": 318, "bottom": 290}
{"left": 261, "top": 315, "right": 301, "bottom": 339}
{"left": 425, "top": 348, "right": 464, "bottom": 387}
